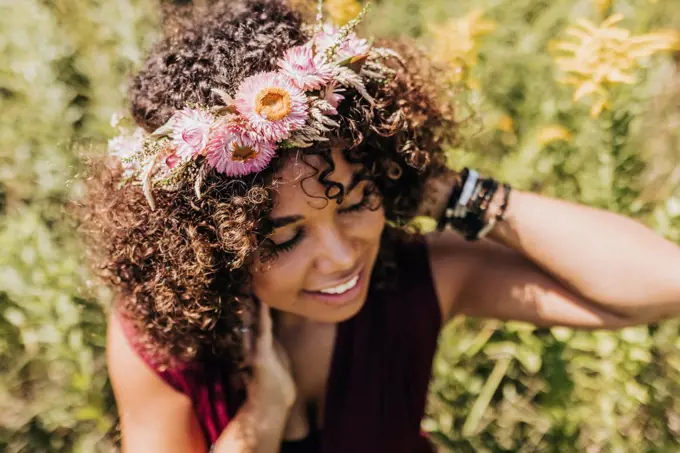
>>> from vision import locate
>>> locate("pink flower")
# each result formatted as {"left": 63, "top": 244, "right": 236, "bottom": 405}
{"left": 205, "top": 121, "right": 277, "bottom": 177}
{"left": 235, "top": 72, "right": 308, "bottom": 142}
{"left": 108, "top": 127, "right": 145, "bottom": 177}
{"left": 170, "top": 108, "right": 214, "bottom": 159}
{"left": 313, "top": 24, "right": 370, "bottom": 63}
{"left": 321, "top": 81, "right": 346, "bottom": 115}
{"left": 165, "top": 152, "right": 181, "bottom": 169}
{"left": 278, "top": 44, "right": 334, "bottom": 91}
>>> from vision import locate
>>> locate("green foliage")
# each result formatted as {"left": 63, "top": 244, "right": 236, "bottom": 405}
{"left": 366, "top": 0, "right": 680, "bottom": 451}
{"left": 0, "top": 1, "right": 159, "bottom": 451}
{"left": 1, "top": 0, "right": 679, "bottom": 451}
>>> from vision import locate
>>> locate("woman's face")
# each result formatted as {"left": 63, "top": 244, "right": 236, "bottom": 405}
{"left": 251, "top": 148, "right": 385, "bottom": 323}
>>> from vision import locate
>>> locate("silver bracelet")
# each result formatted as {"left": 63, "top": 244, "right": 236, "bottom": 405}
{"left": 453, "top": 169, "right": 479, "bottom": 218}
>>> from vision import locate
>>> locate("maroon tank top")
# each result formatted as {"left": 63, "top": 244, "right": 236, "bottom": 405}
{"left": 118, "top": 232, "right": 442, "bottom": 452}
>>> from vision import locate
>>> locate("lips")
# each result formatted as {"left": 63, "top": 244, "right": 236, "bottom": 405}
{"left": 317, "top": 274, "right": 360, "bottom": 295}
{"left": 303, "top": 270, "right": 365, "bottom": 307}
{"left": 306, "top": 264, "right": 363, "bottom": 294}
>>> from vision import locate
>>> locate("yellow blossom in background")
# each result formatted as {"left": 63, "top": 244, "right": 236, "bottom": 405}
{"left": 552, "top": 14, "right": 680, "bottom": 117}
{"left": 429, "top": 9, "right": 497, "bottom": 84}
{"left": 593, "top": 0, "right": 614, "bottom": 17}
{"left": 496, "top": 114, "right": 514, "bottom": 133}
{"left": 325, "top": 0, "right": 362, "bottom": 26}
{"left": 536, "top": 125, "right": 573, "bottom": 146}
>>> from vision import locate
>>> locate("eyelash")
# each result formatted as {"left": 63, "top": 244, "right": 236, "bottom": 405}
{"left": 270, "top": 195, "right": 370, "bottom": 256}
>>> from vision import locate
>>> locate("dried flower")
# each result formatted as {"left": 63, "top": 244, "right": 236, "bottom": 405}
{"left": 170, "top": 108, "right": 214, "bottom": 159}
{"left": 108, "top": 127, "right": 145, "bottom": 178}
{"left": 205, "top": 121, "right": 277, "bottom": 177}
{"left": 235, "top": 71, "right": 309, "bottom": 142}
{"left": 320, "top": 81, "right": 345, "bottom": 114}
{"left": 278, "top": 44, "right": 334, "bottom": 91}
{"left": 313, "top": 23, "right": 370, "bottom": 63}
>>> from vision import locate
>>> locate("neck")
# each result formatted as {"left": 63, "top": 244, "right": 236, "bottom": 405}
{"left": 274, "top": 310, "right": 333, "bottom": 337}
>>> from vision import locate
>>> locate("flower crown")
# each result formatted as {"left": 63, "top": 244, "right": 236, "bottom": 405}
{"left": 108, "top": 3, "right": 400, "bottom": 209}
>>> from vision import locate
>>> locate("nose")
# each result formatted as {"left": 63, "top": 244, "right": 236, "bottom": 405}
{"left": 313, "top": 225, "right": 357, "bottom": 276}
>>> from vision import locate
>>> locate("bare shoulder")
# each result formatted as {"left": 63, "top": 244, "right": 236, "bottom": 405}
{"left": 424, "top": 230, "right": 517, "bottom": 321}
{"left": 107, "top": 310, "right": 207, "bottom": 452}
{"left": 106, "top": 311, "right": 175, "bottom": 400}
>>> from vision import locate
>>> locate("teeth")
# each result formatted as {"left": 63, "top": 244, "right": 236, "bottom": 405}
{"left": 319, "top": 275, "right": 359, "bottom": 295}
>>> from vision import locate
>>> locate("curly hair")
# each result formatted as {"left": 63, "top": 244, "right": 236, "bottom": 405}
{"left": 80, "top": 0, "right": 457, "bottom": 370}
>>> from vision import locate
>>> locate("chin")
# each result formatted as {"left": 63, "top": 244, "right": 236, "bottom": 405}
{"left": 308, "top": 293, "right": 367, "bottom": 323}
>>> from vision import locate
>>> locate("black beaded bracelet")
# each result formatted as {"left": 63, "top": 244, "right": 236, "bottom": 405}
{"left": 436, "top": 168, "right": 468, "bottom": 232}
{"left": 437, "top": 168, "right": 510, "bottom": 241}
{"left": 496, "top": 183, "right": 512, "bottom": 222}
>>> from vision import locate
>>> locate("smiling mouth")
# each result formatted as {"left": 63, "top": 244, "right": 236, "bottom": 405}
{"left": 305, "top": 264, "right": 364, "bottom": 296}
{"left": 315, "top": 274, "right": 360, "bottom": 295}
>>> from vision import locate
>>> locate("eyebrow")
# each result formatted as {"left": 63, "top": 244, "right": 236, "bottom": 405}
{"left": 268, "top": 215, "right": 304, "bottom": 228}
{"left": 268, "top": 172, "right": 364, "bottom": 228}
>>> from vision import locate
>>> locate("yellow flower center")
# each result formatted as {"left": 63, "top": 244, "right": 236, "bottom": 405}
{"left": 255, "top": 87, "right": 292, "bottom": 121}
{"left": 232, "top": 143, "right": 258, "bottom": 162}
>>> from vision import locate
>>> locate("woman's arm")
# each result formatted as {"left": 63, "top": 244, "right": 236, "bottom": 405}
{"left": 423, "top": 170, "right": 680, "bottom": 327}
{"left": 485, "top": 189, "right": 680, "bottom": 321}
{"left": 107, "top": 312, "right": 209, "bottom": 453}
{"left": 212, "top": 399, "right": 290, "bottom": 452}
{"left": 109, "top": 305, "right": 294, "bottom": 453}
{"left": 213, "top": 307, "right": 296, "bottom": 452}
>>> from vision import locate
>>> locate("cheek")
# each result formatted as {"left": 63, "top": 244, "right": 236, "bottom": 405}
{"left": 344, "top": 207, "right": 385, "bottom": 242}
{"left": 251, "top": 258, "right": 306, "bottom": 309}
{"left": 250, "top": 209, "right": 386, "bottom": 311}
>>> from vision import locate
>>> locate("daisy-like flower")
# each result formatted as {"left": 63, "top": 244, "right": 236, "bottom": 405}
{"left": 108, "top": 127, "right": 145, "bottom": 177}
{"left": 278, "top": 44, "right": 334, "bottom": 91}
{"left": 205, "top": 121, "right": 277, "bottom": 177}
{"left": 170, "top": 108, "right": 214, "bottom": 159}
{"left": 321, "top": 81, "right": 346, "bottom": 115}
{"left": 235, "top": 71, "right": 309, "bottom": 142}
{"left": 314, "top": 23, "right": 370, "bottom": 62}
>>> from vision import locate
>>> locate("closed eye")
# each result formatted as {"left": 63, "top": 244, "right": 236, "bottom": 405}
{"left": 266, "top": 227, "right": 306, "bottom": 258}
{"left": 339, "top": 197, "right": 369, "bottom": 214}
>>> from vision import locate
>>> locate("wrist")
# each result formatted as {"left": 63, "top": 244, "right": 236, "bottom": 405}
{"left": 418, "top": 168, "right": 460, "bottom": 219}
{"left": 213, "top": 398, "right": 290, "bottom": 452}
{"left": 244, "top": 393, "right": 293, "bottom": 422}
{"left": 483, "top": 184, "right": 507, "bottom": 224}
{"left": 435, "top": 168, "right": 513, "bottom": 241}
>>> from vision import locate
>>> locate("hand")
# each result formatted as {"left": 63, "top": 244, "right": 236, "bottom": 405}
{"left": 213, "top": 305, "right": 295, "bottom": 452}
{"left": 247, "top": 303, "right": 296, "bottom": 410}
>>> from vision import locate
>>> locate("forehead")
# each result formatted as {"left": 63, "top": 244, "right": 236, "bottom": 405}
{"left": 272, "top": 148, "right": 359, "bottom": 210}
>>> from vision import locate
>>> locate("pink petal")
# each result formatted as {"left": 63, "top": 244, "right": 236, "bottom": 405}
{"left": 182, "top": 127, "right": 204, "bottom": 148}
{"left": 165, "top": 153, "right": 180, "bottom": 169}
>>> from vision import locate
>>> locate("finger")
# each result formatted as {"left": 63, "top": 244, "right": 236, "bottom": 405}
{"left": 256, "top": 302, "right": 273, "bottom": 353}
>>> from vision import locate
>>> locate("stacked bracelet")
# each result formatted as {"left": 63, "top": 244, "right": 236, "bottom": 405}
{"left": 437, "top": 168, "right": 511, "bottom": 241}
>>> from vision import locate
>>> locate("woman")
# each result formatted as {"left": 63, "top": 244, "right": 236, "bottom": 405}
{"left": 80, "top": 1, "right": 680, "bottom": 452}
